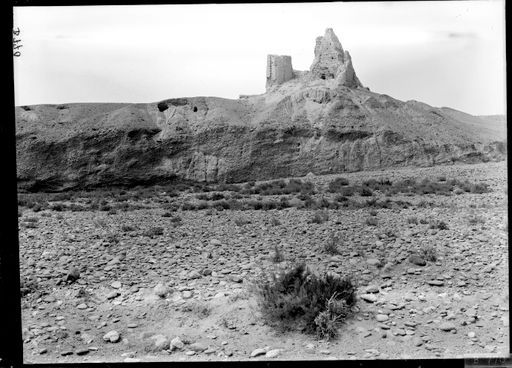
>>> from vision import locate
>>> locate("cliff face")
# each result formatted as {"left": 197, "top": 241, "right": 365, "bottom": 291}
{"left": 15, "top": 29, "right": 507, "bottom": 191}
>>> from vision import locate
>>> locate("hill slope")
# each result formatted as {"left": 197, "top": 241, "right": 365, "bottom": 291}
{"left": 15, "top": 29, "right": 506, "bottom": 191}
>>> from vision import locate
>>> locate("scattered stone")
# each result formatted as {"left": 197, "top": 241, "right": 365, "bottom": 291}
{"left": 170, "top": 336, "right": 184, "bottom": 351}
{"left": 376, "top": 314, "right": 389, "bottom": 322}
{"left": 150, "top": 334, "right": 170, "bottom": 351}
{"left": 367, "top": 258, "right": 381, "bottom": 267}
{"left": 66, "top": 267, "right": 80, "bottom": 282}
{"left": 251, "top": 348, "right": 266, "bottom": 357}
{"left": 409, "top": 255, "right": 426, "bottom": 266}
{"left": 427, "top": 280, "right": 444, "bottom": 287}
{"left": 439, "top": 322, "right": 456, "bottom": 332}
{"left": 154, "top": 283, "right": 168, "bottom": 298}
{"left": 103, "top": 330, "right": 120, "bottom": 343}
{"left": 365, "top": 285, "right": 380, "bottom": 294}
{"left": 182, "top": 290, "right": 193, "bottom": 299}
{"left": 124, "top": 358, "right": 141, "bottom": 363}
{"left": 106, "top": 291, "right": 120, "bottom": 300}
{"left": 360, "top": 294, "right": 377, "bottom": 303}
{"left": 75, "top": 348, "right": 89, "bottom": 356}
{"left": 111, "top": 281, "right": 121, "bottom": 289}
{"left": 266, "top": 349, "right": 281, "bottom": 358}
{"left": 189, "top": 342, "right": 207, "bottom": 352}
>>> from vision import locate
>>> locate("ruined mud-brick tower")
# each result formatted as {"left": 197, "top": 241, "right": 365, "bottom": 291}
{"left": 266, "top": 55, "right": 294, "bottom": 90}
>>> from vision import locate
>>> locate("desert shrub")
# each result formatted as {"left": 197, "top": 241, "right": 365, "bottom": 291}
{"left": 215, "top": 183, "right": 241, "bottom": 192}
{"left": 255, "top": 263, "right": 356, "bottom": 337}
{"left": 271, "top": 245, "right": 285, "bottom": 263}
{"left": 310, "top": 210, "right": 329, "bottom": 224}
{"left": 261, "top": 200, "right": 278, "bottom": 210}
{"left": 362, "top": 178, "right": 392, "bottom": 191}
{"left": 416, "top": 200, "right": 433, "bottom": 208}
{"left": 335, "top": 195, "right": 349, "bottom": 202}
{"left": 143, "top": 226, "right": 164, "bottom": 237}
{"left": 407, "top": 216, "right": 418, "bottom": 225}
{"left": 315, "top": 293, "right": 351, "bottom": 339}
{"left": 469, "top": 183, "right": 491, "bottom": 194}
{"left": 317, "top": 197, "right": 331, "bottom": 209}
{"left": 181, "top": 202, "right": 196, "bottom": 211}
{"left": 420, "top": 245, "right": 437, "bottom": 262}
{"left": 21, "top": 105, "right": 31, "bottom": 111}
{"left": 247, "top": 179, "right": 315, "bottom": 196}
{"left": 269, "top": 217, "right": 281, "bottom": 226}
{"left": 49, "top": 203, "right": 64, "bottom": 211}
{"left": 324, "top": 234, "right": 340, "bottom": 255}
{"left": 429, "top": 220, "right": 448, "bottom": 230}
{"left": 121, "top": 225, "right": 136, "bottom": 232}
{"left": 170, "top": 215, "right": 183, "bottom": 225}
{"left": 359, "top": 187, "right": 373, "bottom": 197}
{"left": 339, "top": 186, "right": 355, "bottom": 196}
{"left": 234, "top": 217, "right": 251, "bottom": 226}
{"left": 50, "top": 192, "right": 73, "bottom": 201}
{"left": 23, "top": 222, "right": 38, "bottom": 229}
{"left": 278, "top": 197, "right": 291, "bottom": 209}
{"left": 182, "top": 301, "right": 211, "bottom": 317}
{"left": 99, "top": 203, "right": 111, "bottom": 211}
{"left": 419, "top": 218, "right": 429, "bottom": 224}
{"left": 365, "top": 217, "right": 378, "bottom": 226}
{"left": 327, "top": 177, "right": 350, "bottom": 193}
{"left": 468, "top": 215, "right": 485, "bottom": 226}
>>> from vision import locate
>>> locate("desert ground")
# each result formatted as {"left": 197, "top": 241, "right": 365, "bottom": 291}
{"left": 18, "top": 161, "right": 508, "bottom": 362}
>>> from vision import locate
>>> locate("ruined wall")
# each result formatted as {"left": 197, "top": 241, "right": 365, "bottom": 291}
{"left": 266, "top": 55, "right": 294, "bottom": 89}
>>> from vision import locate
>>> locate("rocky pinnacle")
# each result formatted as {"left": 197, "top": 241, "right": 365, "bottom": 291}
{"left": 309, "top": 28, "right": 363, "bottom": 88}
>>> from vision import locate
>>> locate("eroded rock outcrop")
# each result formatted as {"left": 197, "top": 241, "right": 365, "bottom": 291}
{"left": 310, "top": 28, "right": 363, "bottom": 88}
{"left": 15, "top": 28, "right": 506, "bottom": 190}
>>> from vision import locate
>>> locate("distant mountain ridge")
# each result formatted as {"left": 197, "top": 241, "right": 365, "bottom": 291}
{"left": 15, "top": 29, "right": 506, "bottom": 191}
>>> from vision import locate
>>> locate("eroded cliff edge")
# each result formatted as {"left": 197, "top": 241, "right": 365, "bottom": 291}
{"left": 15, "top": 29, "right": 506, "bottom": 191}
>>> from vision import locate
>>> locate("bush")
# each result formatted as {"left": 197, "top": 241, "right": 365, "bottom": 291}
{"left": 359, "top": 187, "right": 373, "bottom": 197}
{"left": 429, "top": 220, "right": 448, "bottom": 230}
{"left": 314, "top": 294, "right": 350, "bottom": 339}
{"left": 310, "top": 210, "right": 329, "bottom": 224}
{"left": 269, "top": 217, "right": 281, "bottom": 226}
{"left": 468, "top": 215, "right": 485, "bottom": 226}
{"left": 365, "top": 217, "right": 378, "bottom": 226}
{"left": 234, "top": 217, "right": 251, "bottom": 226}
{"left": 255, "top": 263, "right": 356, "bottom": 337}
{"left": 271, "top": 245, "right": 285, "bottom": 263}
{"left": 407, "top": 216, "right": 418, "bottom": 225}
{"left": 324, "top": 234, "right": 340, "bottom": 255}
{"left": 143, "top": 226, "right": 164, "bottom": 237}
{"left": 327, "top": 177, "right": 350, "bottom": 193}
{"left": 170, "top": 215, "right": 183, "bottom": 225}
{"left": 420, "top": 245, "right": 437, "bottom": 262}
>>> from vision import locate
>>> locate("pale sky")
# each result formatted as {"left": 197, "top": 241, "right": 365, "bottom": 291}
{"left": 13, "top": 1, "right": 506, "bottom": 116}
